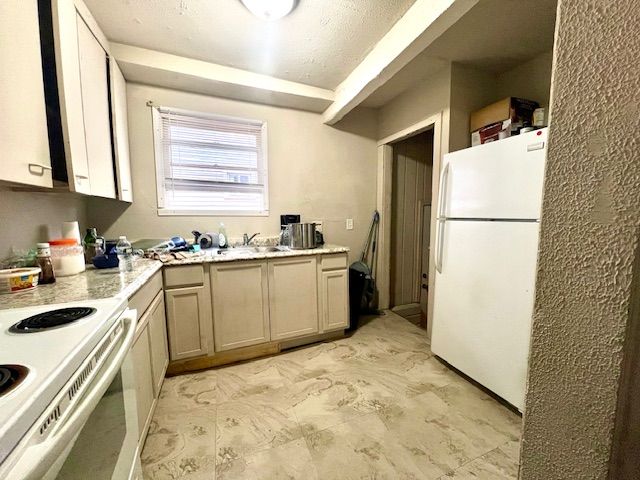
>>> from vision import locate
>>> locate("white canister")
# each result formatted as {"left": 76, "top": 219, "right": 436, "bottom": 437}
{"left": 49, "top": 238, "right": 86, "bottom": 276}
{"left": 62, "top": 221, "right": 82, "bottom": 245}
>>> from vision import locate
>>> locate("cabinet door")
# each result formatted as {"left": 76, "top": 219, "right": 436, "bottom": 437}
{"left": 131, "top": 324, "right": 154, "bottom": 443}
{"left": 76, "top": 14, "right": 115, "bottom": 198}
{"left": 52, "top": 0, "right": 91, "bottom": 193}
{"left": 165, "top": 286, "right": 212, "bottom": 361}
{"left": 0, "top": 1, "right": 52, "bottom": 188}
{"left": 211, "top": 261, "right": 270, "bottom": 351}
{"left": 320, "top": 269, "right": 349, "bottom": 332}
{"left": 109, "top": 59, "right": 133, "bottom": 202}
{"left": 268, "top": 257, "right": 319, "bottom": 341}
{"left": 147, "top": 292, "right": 168, "bottom": 397}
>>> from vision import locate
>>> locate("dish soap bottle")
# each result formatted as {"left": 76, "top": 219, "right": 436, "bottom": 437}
{"left": 218, "top": 223, "right": 227, "bottom": 248}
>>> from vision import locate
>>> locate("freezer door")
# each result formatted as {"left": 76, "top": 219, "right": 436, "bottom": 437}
{"left": 431, "top": 220, "right": 539, "bottom": 411}
{"left": 440, "top": 129, "right": 547, "bottom": 220}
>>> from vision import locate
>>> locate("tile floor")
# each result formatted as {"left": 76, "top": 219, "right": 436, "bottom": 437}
{"left": 141, "top": 311, "right": 522, "bottom": 479}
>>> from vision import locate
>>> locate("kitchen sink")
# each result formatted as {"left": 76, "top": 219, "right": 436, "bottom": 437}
{"left": 218, "top": 245, "right": 289, "bottom": 255}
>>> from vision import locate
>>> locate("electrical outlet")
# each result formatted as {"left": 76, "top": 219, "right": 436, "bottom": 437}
{"left": 346, "top": 218, "right": 354, "bottom": 230}
{"left": 312, "top": 220, "right": 323, "bottom": 233}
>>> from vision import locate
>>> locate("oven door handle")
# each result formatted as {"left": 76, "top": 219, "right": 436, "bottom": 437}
{"left": 12, "top": 310, "right": 137, "bottom": 480}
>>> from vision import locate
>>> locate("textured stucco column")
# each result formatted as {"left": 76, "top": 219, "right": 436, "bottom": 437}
{"left": 519, "top": 0, "right": 640, "bottom": 479}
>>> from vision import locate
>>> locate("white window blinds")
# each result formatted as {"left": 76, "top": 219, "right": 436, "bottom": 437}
{"left": 153, "top": 107, "right": 269, "bottom": 215}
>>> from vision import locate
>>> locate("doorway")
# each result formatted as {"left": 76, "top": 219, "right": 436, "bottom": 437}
{"left": 389, "top": 129, "right": 434, "bottom": 328}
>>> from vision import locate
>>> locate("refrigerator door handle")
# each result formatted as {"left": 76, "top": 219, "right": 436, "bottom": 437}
{"left": 437, "top": 163, "right": 450, "bottom": 219}
{"left": 435, "top": 218, "right": 445, "bottom": 273}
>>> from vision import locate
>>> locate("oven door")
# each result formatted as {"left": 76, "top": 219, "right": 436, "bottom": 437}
{"left": 2, "top": 310, "right": 140, "bottom": 480}
{"left": 47, "top": 349, "right": 141, "bottom": 479}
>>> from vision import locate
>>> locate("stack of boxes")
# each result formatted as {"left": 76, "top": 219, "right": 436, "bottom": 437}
{"left": 470, "top": 97, "right": 542, "bottom": 146}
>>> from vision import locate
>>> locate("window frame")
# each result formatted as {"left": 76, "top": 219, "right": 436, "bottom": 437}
{"left": 151, "top": 106, "right": 270, "bottom": 217}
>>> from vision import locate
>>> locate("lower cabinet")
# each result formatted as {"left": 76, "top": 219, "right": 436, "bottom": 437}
{"left": 130, "top": 289, "right": 169, "bottom": 445}
{"left": 268, "top": 257, "right": 319, "bottom": 340}
{"left": 147, "top": 292, "right": 169, "bottom": 395}
{"left": 320, "top": 268, "right": 349, "bottom": 331}
{"left": 211, "top": 261, "right": 270, "bottom": 351}
{"left": 165, "top": 285, "right": 212, "bottom": 360}
{"left": 131, "top": 323, "right": 155, "bottom": 443}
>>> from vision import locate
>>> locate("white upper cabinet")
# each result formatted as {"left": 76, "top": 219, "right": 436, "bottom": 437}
{"left": 52, "top": 0, "right": 91, "bottom": 194}
{"left": 76, "top": 14, "right": 115, "bottom": 198}
{"left": 0, "top": 1, "right": 53, "bottom": 188}
{"left": 50, "top": 0, "right": 131, "bottom": 199}
{"left": 110, "top": 60, "right": 133, "bottom": 202}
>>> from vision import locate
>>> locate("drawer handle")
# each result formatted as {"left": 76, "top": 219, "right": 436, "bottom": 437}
{"left": 28, "top": 163, "right": 52, "bottom": 175}
{"left": 75, "top": 174, "right": 89, "bottom": 180}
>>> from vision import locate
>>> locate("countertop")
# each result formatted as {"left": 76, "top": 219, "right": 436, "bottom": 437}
{"left": 161, "top": 244, "right": 350, "bottom": 266}
{"left": 0, "top": 245, "right": 349, "bottom": 310}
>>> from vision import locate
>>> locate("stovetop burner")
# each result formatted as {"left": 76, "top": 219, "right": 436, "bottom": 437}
{"left": 0, "top": 365, "right": 28, "bottom": 397}
{"left": 9, "top": 307, "right": 96, "bottom": 333}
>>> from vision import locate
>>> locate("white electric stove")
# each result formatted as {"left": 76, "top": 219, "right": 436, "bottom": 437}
{"left": 0, "top": 297, "right": 140, "bottom": 480}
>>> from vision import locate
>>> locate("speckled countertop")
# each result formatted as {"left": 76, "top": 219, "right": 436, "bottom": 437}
{"left": 0, "top": 245, "right": 349, "bottom": 310}
{"left": 0, "top": 259, "right": 163, "bottom": 310}
{"left": 161, "top": 244, "right": 349, "bottom": 266}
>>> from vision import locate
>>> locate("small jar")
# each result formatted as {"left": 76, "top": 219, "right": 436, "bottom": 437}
{"left": 36, "top": 242, "right": 56, "bottom": 284}
{"left": 49, "top": 238, "right": 86, "bottom": 277}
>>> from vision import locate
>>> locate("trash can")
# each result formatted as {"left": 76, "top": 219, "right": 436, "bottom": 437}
{"left": 348, "top": 265, "right": 367, "bottom": 332}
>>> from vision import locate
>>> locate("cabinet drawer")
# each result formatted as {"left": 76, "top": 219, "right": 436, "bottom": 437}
{"left": 128, "top": 270, "right": 162, "bottom": 317}
{"left": 164, "top": 265, "right": 205, "bottom": 288}
{"left": 321, "top": 254, "right": 348, "bottom": 271}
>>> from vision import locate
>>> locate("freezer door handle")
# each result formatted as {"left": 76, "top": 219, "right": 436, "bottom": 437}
{"left": 435, "top": 218, "right": 445, "bottom": 273}
{"left": 437, "top": 163, "right": 450, "bottom": 219}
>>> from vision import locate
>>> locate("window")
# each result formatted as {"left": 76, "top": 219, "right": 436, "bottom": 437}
{"left": 152, "top": 106, "right": 269, "bottom": 215}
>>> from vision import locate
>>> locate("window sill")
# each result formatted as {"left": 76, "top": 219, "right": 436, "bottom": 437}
{"left": 157, "top": 209, "right": 269, "bottom": 217}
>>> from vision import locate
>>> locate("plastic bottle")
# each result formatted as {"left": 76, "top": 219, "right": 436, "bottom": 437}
{"left": 116, "top": 236, "right": 133, "bottom": 272}
{"left": 36, "top": 243, "right": 56, "bottom": 284}
{"left": 218, "top": 223, "right": 228, "bottom": 248}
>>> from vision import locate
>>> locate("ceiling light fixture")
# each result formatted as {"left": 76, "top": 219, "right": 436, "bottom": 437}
{"left": 240, "top": 0, "right": 297, "bottom": 21}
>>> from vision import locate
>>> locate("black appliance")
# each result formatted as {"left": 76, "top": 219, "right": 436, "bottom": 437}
{"left": 280, "top": 214, "right": 300, "bottom": 229}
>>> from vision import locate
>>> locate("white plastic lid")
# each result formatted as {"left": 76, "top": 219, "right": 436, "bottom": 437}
{"left": 36, "top": 242, "right": 50, "bottom": 248}
{"left": 119, "top": 236, "right": 127, "bottom": 240}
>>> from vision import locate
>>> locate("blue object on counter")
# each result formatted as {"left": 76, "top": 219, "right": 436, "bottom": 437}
{"left": 171, "top": 236, "right": 187, "bottom": 248}
{"left": 93, "top": 254, "right": 119, "bottom": 269}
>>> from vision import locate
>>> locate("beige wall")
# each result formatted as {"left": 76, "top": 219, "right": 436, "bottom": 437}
{"left": 377, "top": 65, "right": 452, "bottom": 143}
{"left": 376, "top": 51, "right": 553, "bottom": 151}
{"left": 89, "top": 84, "right": 378, "bottom": 263}
{"left": 0, "top": 188, "right": 88, "bottom": 260}
{"left": 448, "top": 63, "right": 498, "bottom": 152}
{"left": 520, "top": 0, "right": 640, "bottom": 478}
{"left": 495, "top": 51, "right": 553, "bottom": 111}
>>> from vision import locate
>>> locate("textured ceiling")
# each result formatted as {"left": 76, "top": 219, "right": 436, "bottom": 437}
{"left": 83, "top": 0, "right": 416, "bottom": 90}
{"left": 364, "top": 0, "right": 558, "bottom": 107}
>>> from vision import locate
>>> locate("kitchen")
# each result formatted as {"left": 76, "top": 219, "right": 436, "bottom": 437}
{"left": 1, "top": 1, "right": 638, "bottom": 479}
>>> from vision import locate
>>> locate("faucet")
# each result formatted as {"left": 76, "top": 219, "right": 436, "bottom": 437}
{"left": 243, "top": 232, "right": 260, "bottom": 245}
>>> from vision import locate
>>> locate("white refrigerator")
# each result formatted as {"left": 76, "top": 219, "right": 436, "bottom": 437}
{"left": 431, "top": 128, "right": 548, "bottom": 411}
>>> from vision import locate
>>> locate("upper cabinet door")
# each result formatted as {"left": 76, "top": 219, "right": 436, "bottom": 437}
{"left": 76, "top": 14, "right": 115, "bottom": 199}
{"left": 109, "top": 60, "right": 133, "bottom": 202}
{"left": 52, "top": 0, "right": 91, "bottom": 194}
{"left": 0, "top": 1, "right": 52, "bottom": 188}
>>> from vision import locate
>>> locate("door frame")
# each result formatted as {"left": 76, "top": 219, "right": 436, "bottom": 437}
{"left": 376, "top": 111, "right": 446, "bottom": 340}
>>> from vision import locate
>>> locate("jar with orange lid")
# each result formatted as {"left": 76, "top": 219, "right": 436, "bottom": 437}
{"left": 49, "top": 238, "right": 86, "bottom": 276}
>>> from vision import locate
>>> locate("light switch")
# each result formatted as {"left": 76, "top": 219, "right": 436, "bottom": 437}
{"left": 346, "top": 218, "right": 354, "bottom": 230}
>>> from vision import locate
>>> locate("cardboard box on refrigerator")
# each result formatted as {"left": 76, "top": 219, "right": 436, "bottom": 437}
{"left": 470, "top": 97, "right": 539, "bottom": 133}
{"left": 471, "top": 120, "right": 511, "bottom": 147}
